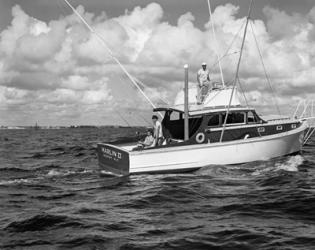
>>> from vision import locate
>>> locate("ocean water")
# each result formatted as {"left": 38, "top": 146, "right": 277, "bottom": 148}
{"left": 0, "top": 128, "right": 315, "bottom": 250}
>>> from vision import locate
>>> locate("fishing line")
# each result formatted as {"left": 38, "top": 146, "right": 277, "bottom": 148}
{"left": 209, "top": 19, "right": 246, "bottom": 79}
{"left": 250, "top": 20, "right": 281, "bottom": 116}
{"left": 133, "top": 77, "right": 170, "bottom": 106}
{"left": 115, "top": 108, "right": 131, "bottom": 127}
{"left": 63, "top": 0, "right": 161, "bottom": 117}
{"left": 207, "top": 0, "right": 225, "bottom": 86}
{"left": 236, "top": 76, "right": 249, "bottom": 108}
{"left": 116, "top": 71, "right": 151, "bottom": 126}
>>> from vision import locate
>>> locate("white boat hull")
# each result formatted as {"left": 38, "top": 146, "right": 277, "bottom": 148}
{"left": 97, "top": 122, "right": 307, "bottom": 175}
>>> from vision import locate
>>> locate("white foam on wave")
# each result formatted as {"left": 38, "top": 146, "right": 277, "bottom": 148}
{"left": 195, "top": 165, "right": 222, "bottom": 176}
{"left": 0, "top": 179, "right": 31, "bottom": 185}
{"left": 275, "top": 155, "right": 304, "bottom": 172}
{"left": 252, "top": 155, "right": 304, "bottom": 176}
{"left": 47, "top": 169, "right": 93, "bottom": 177}
{"left": 47, "top": 169, "right": 64, "bottom": 176}
{"left": 251, "top": 166, "right": 274, "bottom": 176}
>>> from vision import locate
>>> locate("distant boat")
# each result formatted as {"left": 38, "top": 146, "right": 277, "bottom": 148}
{"left": 34, "top": 122, "right": 40, "bottom": 130}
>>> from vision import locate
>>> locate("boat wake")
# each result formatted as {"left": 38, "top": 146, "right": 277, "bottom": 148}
{"left": 252, "top": 155, "right": 304, "bottom": 176}
{"left": 275, "top": 155, "right": 304, "bottom": 172}
{"left": 46, "top": 169, "right": 94, "bottom": 177}
{"left": 196, "top": 155, "right": 304, "bottom": 178}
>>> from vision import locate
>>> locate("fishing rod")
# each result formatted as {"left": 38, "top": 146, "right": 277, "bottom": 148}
{"left": 210, "top": 51, "right": 239, "bottom": 69}
{"left": 207, "top": 0, "right": 225, "bottom": 86}
{"left": 220, "top": 0, "right": 254, "bottom": 143}
{"left": 63, "top": 0, "right": 163, "bottom": 118}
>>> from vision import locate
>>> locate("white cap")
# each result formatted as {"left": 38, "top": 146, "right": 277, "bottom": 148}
{"left": 202, "top": 62, "right": 207, "bottom": 66}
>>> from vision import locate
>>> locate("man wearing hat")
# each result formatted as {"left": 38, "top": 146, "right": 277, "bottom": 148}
{"left": 197, "top": 62, "right": 210, "bottom": 104}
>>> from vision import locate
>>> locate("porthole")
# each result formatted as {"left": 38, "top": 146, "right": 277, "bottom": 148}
{"left": 276, "top": 125, "right": 283, "bottom": 131}
{"left": 257, "top": 127, "right": 265, "bottom": 133}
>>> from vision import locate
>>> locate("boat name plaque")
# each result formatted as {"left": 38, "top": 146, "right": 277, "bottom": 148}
{"left": 101, "top": 148, "right": 122, "bottom": 161}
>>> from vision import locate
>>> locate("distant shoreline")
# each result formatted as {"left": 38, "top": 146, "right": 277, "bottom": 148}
{"left": 0, "top": 125, "right": 147, "bottom": 130}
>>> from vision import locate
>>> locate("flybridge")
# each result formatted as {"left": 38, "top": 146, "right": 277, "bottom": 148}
{"left": 173, "top": 86, "right": 242, "bottom": 111}
{"left": 154, "top": 106, "right": 253, "bottom": 116}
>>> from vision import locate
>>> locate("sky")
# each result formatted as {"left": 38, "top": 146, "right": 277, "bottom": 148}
{"left": 1, "top": 0, "right": 315, "bottom": 126}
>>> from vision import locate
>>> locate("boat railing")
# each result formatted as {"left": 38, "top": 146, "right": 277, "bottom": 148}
{"left": 201, "top": 82, "right": 225, "bottom": 102}
{"left": 265, "top": 117, "right": 291, "bottom": 123}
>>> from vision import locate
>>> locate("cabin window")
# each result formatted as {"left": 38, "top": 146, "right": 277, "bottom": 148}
{"left": 170, "top": 111, "right": 181, "bottom": 121}
{"left": 276, "top": 125, "right": 283, "bottom": 131}
{"left": 222, "top": 112, "right": 245, "bottom": 125}
{"left": 208, "top": 114, "right": 220, "bottom": 127}
{"left": 247, "top": 111, "right": 257, "bottom": 124}
{"left": 292, "top": 124, "right": 297, "bottom": 129}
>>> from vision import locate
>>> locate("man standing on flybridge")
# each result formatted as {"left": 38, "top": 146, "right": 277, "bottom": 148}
{"left": 197, "top": 62, "right": 211, "bottom": 104}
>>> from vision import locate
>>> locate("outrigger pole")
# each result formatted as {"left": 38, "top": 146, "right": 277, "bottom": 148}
{"left": 219, "top": 0, "right": 254, "bottom": 143}
{"left": 63, "top": 0, "right": 162, "bottom": 118}
{"left": 207, "top": 0, "right": 225, "bottom": 87}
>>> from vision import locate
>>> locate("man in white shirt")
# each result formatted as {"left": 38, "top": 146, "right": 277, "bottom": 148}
{"left": 152, "top": 115, "right": 164, "bottom": 146}
{"left": 197, "top": 62, "right": 210, "bottom": 104}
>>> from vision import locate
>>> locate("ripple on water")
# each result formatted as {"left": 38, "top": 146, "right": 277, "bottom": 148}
{"left": 0, "top": 128, "right": 315, "bottom": 250}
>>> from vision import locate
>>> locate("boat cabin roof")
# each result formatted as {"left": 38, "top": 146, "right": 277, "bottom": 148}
{"left": 154, "top": 106, "right": 255, "bottom": 117}
{"left": 154, "top": 107, "right": 184, "bottom": 113}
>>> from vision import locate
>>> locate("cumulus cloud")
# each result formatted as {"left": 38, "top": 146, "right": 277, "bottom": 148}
{"left": 0, "top": 2, "right": 315, "bottom": 125}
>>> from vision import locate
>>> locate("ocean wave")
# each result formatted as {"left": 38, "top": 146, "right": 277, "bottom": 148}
{"left": 1, "top": 127, "right": 315, "bottom": 250}
{"left": 1, "top": 239, "right": 51, "bottom": 249}
{"left": 69, "top": 145, "right": 86, "bottom": 152}
{"left": 59, "top": 235, "right": 110, "bottom": 248}
{"left": 0, "top": 178, "right": 31, "bottom": 186}
{"left": 116, "top": 185, "right": 204, "bottom": 209}
{"left": 0, "top": 167, "right": 30, "bottom": 173}
{"left": 76, "top": 207, "right": 104, "bottom": 214}
{"left": 160, "top": 230, "right": 270, "bottom": 250}
{"left": 104, "top": 221, "right": 134, "bottom": 231}
{"left": 30, "top": 152, "right": 47, "bottom": 159}
{"left": 74, "top": 152, "right": 85, "bottom": 157}
{"left": 252, "top": 155, "right": 304, "bottom": 176}
{"left": 51, "top": 146, "right": 65, "bottom": 151}
{"left": 194, "top": 165, "right": 223, "bottom": 176}
{"left": 35, "top": 192, "right": 76, "bottom": 200}
{"left": 47, "top": 169, "right": 94, "bottom": 177}
{"left": 35, "top": 164, "right": 61, "bottom": 171}
{"left": 275, "top": 155, "right": 304, "bottom": 172}
{"left": 5, "top": 214, "right": 83, "bottom": 232}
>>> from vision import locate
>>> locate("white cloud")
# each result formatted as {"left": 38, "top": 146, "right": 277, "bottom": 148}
{"left": 1, "top": 2, "right": 315, "bottom": 125}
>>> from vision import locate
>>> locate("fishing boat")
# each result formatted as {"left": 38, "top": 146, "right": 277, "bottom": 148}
{"left": 64, "top": 0, "right": 314, "bottom": 176}
{"left": 97, "top": 84, "right": 308, "bottom": 175}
